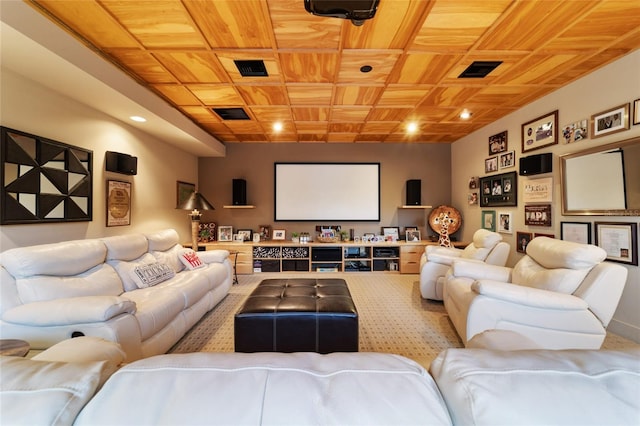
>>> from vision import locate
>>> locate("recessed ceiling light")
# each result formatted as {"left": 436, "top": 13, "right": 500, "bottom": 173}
{"left": 130, "top": 116, "right": 146, "bottom": 122}
{"left": 406, "top": 122, "right": 418, "bottom": 133}
{"left": 360, "top": 65, "right": 373, "bottom": 73}
{"left": 459, "top": 110, "right": 472, "bottom": 120}
{"left": 273, "top": 122, "right": 283, "bottom": 132}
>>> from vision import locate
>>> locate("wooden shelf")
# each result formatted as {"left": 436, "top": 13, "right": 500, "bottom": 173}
{"left": 399, "top": 205, "right": 432, "bottom": 209}
{"left": 222, "top": 205, "right": 255, "bottom": 209}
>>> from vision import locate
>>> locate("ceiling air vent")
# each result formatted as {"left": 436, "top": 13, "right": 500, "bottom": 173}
{"left": 458, "top": 61, "right": 503, "bottom": 78}
{"left": 212, "top": 108, "right": 250, "bottom": 120}
{"left": 234, "top": 60, "right": 268, "bottom": 77}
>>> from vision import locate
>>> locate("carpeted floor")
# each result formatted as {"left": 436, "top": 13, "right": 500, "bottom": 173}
{"left": 169, "top": 272, "right": 639, "bottom": 368}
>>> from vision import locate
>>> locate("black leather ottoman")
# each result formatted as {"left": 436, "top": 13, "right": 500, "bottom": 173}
{"left": 234, "top": 278, "right": 358, "bottom": 353}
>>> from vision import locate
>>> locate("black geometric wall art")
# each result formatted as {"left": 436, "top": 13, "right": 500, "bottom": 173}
{"left": 1, "top": 126, "right": 92, "bottom": 224}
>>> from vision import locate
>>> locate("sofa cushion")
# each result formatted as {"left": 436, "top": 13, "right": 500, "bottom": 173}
{"left": 146, "top": 229, "right": 180, "bottom": 252}
{"left": 124, "top": 287, "right": 187, "bottom": 340}
{"left": 526, "top": 236, "right": 606, "bottom": 269}
{"left": 430, "top": 348, "right": 640, "bottom": 426}
{"left": 461, "top": 229, "right": 502, "bottom": 260}
{"left": 130, "top": 263, "right": 175, "bottom": 288}
{"left": 198, "top": 249, "right": 229, "bottom": 264}
{"left": 178, "top": 249, "right": 205, "bottom": 270}
{"left": 0, "top": 356, "right": 108, "bottom": 426}
{"left": 151, "top": 244, "right": 185, "bottom": 273}
{"left": 512, "top": 255, "right": 590, "bottom": 294}
{"left": 102, "top": 234, "right": 148, "bottom": 261}
{"left": 108, "top": 253, "right": 157, "bottom": 292}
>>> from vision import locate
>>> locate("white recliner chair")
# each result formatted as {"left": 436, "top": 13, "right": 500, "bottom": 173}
{"left": 444, "top": 237, "right": 627, "bottom": 350}
{"left": 419, "top": 229, "right": 510, "bottom": 300}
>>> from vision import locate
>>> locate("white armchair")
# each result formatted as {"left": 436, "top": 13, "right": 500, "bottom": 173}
{"left": 443, "top": 237, "right": 627, "bottom": 350}
{"left": 419, "top": 229, "right": 510, "bottom": 300}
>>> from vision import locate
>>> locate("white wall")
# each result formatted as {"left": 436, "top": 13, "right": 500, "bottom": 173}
{"left": 452, "top": 50, "right": 640, "bottom": 342}
{"left": 0, "top": 69, "right": 197, "bottom": 250}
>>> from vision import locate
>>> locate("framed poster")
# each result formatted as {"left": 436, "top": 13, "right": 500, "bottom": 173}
{"left": 176, "top": 181, "right": 195, "bottom": 207}
{"left": 480, "top": 171, "right": 517, "bottom": 207}
{"left": 560, "top": 221, "right": 591, "bottom": 244}
{"left": 594, "top": 222, "right": 638, "bottom": 265}
{"left": 524, "top": 204, "right": 552, "bottom": 227}
{"left": 522, "top": 177, "right": 553, "bottom": 203}
{"left": 591, "top": 104, "right": 630, "bottom": 138}
{"left": 522, "top": 110, "right": 558, "bottom": 153}
{"left": 106, "top": 180, "right": 131, "bottom": 227}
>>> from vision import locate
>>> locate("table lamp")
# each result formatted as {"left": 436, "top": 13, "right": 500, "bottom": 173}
{"left": 178, "top": 192, "right": 215, "bottom": 251}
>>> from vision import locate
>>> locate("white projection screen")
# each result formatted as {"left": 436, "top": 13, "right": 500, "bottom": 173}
{"left": 274, "top": 163, "right": 380, "bottom": 221}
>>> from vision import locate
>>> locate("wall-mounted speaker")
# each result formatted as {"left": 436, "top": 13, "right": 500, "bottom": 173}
{"left": 105, "top": 151, "right": 137, "bottom": 175}
{"left": 406, "top": 179, "right": 421, "bottom": 205}
{"left": 519, "top": 152, "right": 552, "bottom": 176}
{"left": 232, "top": 179, "right": 247, "bottom": 205}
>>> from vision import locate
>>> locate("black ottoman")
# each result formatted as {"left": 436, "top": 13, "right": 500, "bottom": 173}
{"left": 234, "top": 278, "right": 358, "bottom": 353}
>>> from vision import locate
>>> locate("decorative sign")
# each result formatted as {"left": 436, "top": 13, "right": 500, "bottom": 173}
{"left": 524, "top": 204, "right": 552, "bottom": 227}
{"left": 523, "top": 177, "right": 553, "bottom": 203}
{"left": 106, "top": 180, "right": 131, "bottom": 226}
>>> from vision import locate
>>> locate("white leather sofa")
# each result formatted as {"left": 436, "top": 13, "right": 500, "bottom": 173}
{"left": 444, "top": 236, "right": 627, "bottom": 349}
{"left": 420, "top": 229, "right": 510, "bottom": 300}
{"left": 0, "top": 229, "right": 232, "bottom": 361}
{"left": 2, "top": 346, "right": 638, "bottom": 425}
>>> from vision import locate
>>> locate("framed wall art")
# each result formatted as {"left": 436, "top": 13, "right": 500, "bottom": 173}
{"left": 485, "top": 156, "right": 498, "bottom": 173}
{"left": 480, "top": 171, "right": 517, "bottom": 207}
{"left": 522, "top": 177, "right": 552, "bottom": 203}
{"left": 560, "top": 221, "right": 591, "bottom": 244}
{"left": 591, "top": 103, "right": 629, "bottom": 138}
{"left": 488, "top": 130, "right": 508, "bottom": 155}
{"left": 522, "top": 110, "right": 558, "bottom": 153}
{"left": 106, "top": 180, "right": 131, "bottom": 227}
{"left": 499, "top": 151, "right": 515, "bottom": 169}
{"left": 516, "top": 231, "right": 533, "bottom": 253}
{"left": 176, "top": 181, "right": 195, "bottom": 208}
{"left": 562, "top": 119, "right": 588, "bottom": 143}
{"left": 524, "top": 204, "right": 552, "bottom": 227}
{"left": 594, "top": 222, "right": 638, "bottom": 266}
{"left": 481, "top": 210, "right": 496, "bottom": 231}
{"left": 634, "top": 99, "right": 640, "bottom": 125}
{"left": 497, "top": 212, "right": 512, "bottom": 234}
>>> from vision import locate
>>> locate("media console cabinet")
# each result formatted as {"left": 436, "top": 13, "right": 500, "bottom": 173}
{"left": 195, "top": 241, "right": 466, "bottom": 275}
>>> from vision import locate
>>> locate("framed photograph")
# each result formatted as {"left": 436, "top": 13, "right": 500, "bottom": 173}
{"left": 233, "top": 234, "right": 244, "bottom": 242}
{"left": 562, "top": 119, "right": 588, "bottom": 143}
{"left": 237, "top": 229, "right": 252, "bottom": 242}
{"left": 382, "top": 226, "right": 400, "bottom": 242}
{"left": 524, "top": 204, "right": 552, "bottom": 227}
{"left": 594, "top": 222, "right": 638, "bottom": 265}
{"left": 534, "top": 233, "right": 555, "bottom": 239}
{"left": 634, "top": 99, "right": 640, "bottom": 125}
{"left": 176, "top": 181, "right": 195, "bottom": 208}
{"left": 218, "top": 225, "right": 233, "bottom": 242}
{"left": 106, "top": 180, "right": 131, "bottom": 227}
{"left": 497, "top": 212, "right": 512, "bottom": 234}
{"left": 258, "top": 225, "right": 271, "bottom": 241}
{"left": 499, "top": 150, "right": 515, "bottom": 169}
{"left": 591, "top": 103, "right": 629, "bottom": 138}
{"left": 482, "top": 210, "right": 496, "bottom": 231}
{"left": 522, "top": 110, "right": 558, "bottom": 153}
{"left": 561, "top": 222, "right": 591, "bottom": 244}
{"left": 522, "top": 177, "right": 553, "bottom": 203}
{"left": 480, "top": 171, "right": 517, "bottom": 207}
{"left": 516, "top": 231, "right": 533, "bottom": 253}
{"left": 253, "top": 233, "right": 261, "bottom": 243}
{"left": 468, "top": 176, "right": 478, "bottom": 189}
{"left": 468, "top": 192, "right": 478, "bottom": 205}
{"left": 485, "top": 156, "right": 498, "bottom": 173}
{"left": 406, "top": 229, "right": 421, "bottom": 242}
{"left": 273, "top": 229, "right": 286, "bottom": 240}
{"left": 489, "top": 131, "right": 508, "bottom": 155}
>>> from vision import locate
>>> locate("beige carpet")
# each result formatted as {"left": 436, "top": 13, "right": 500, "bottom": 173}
{"left": 169, "top": 272, "right": 639, "bottom": 368}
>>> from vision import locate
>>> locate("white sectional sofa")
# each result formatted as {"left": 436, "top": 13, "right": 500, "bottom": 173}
{"left": 1, "top": 345, "right": 638, "bottom": 425}
{"left": 0, "top": 229, "right": 232, "bottom": 361}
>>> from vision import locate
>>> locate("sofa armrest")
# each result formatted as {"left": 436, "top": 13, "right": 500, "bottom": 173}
{"left": 425, "top": 252, "right": 460, "bottom": 266}
{"left": 450, "top": 259, "right": 511, "bottom": 282}
{"left": 472, "top": 280, "right": 588, "bottom": 310}
{"left": 2, "top": 296, "right": 136, "bottom": 326}
{"left": 198, "top": 250, "right": 229, "bottom": 264}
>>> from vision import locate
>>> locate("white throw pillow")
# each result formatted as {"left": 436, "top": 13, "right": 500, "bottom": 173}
{"left": 151, "top": 243, "right": 185, "bottom": 273}
{"left": 178, "top": 249, "right": 206, "bottom": 270}
{"left": 129, "top": 262, "right": 175, "bottom": 288}
{"left": 108, "top": 253, "right": 157, "bottom": 292}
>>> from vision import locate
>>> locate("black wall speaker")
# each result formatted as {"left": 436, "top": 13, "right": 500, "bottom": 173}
{"left": 406, "top": 179, "right": 421, "bottom": 205}
{"left": 105, "top": 151, "right": 137, "bottom": 175}
{"left": 519, "top": 152, "right": 553, "bottom": 176}
{"left": 232, "top": 179, "right": 247, "bottom": 205}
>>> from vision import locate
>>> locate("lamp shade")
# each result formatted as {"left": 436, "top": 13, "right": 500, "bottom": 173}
{"left": 178, "top": 192, "right": 215, "bottom": 211}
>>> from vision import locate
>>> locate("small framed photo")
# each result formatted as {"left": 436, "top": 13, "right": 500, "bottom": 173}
{"left": 522, "top": 110, "right": 558, "bottom": 153}
{"left": 524, "top": 204, "right": 552, "bottom": 227}
{"left": 106, "top": 180, "right": 131, "bottom": 227}
{"left": 485, "top": 156, "right": 498, "bottom": 173}
{"left": 591, "top": 103, "right": 630, "bottom": 138}
{"left": 634, "top": 99, "right": 640, "bottom": 125}
{"left": 497, "top": 212, "right": 512, "bottom": 234}
{"left": 561, "top": 221, "right": 591, "bottom": 244}
{"left": 517, "top": 231, "right": 533, "bottom": 253}
{"left": 562, "top": 119, "right": 588, "bottom": 143}
{"left": 218, "top": 225, "right": 233, "bottom": 242}
{"left": 468, "top": 192, "right": 478, "bottom": 205}
{"left": 176, "top": 181, "right": 195, "bottom": 208}
{"left": 499, "top": 150, "right": 515, "bottom": 169}
{"left": 468, "top": 176, "right": 479, "bottom": 189}
{"left": 253, "top": 233, "right": 261, "bottom": 243}
{"left": 594, "top": 222, "right": 638, "bottom": 266}
{"left": 233, "top": 234, "right": 244, "bottom": 243}
{"left": 406, "top": 229, "right": 421, "bottom": 242}
{"left": 237, "top": 229, "right": 252, "bottom": 242}
{"left": 482, "top": 210, "right": 496, "bottom": 231}
{"left": 382, "top": 226, "right": 400, "bottom": 242}
{"left": 488, "top": 130, "right": 508, "bottom": 155}
{"left": 272, "top": 229, "right": 286, "bottom": 240}
{"left": 258, "top": 225, "right": 271, "bottom": 240}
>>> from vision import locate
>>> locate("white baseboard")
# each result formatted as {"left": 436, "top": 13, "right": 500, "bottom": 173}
{"left": 608, "top": 318, "right": 640, "bottom": 343}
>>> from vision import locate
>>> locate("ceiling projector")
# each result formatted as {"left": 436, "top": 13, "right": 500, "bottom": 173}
{"left": 304, "top": 0, "right": 381, "bottom": 26}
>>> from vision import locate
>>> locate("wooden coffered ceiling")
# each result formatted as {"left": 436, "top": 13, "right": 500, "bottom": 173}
{"left": 27, "top": 0, "right": 640, "bottom": 144}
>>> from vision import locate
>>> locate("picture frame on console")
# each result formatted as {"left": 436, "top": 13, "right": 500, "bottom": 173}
{"left": 382, "top": 227, "right": 400, "bottom": 242}
{"left": 237, "top": 229, "right": 252, "bottom": 242}
{"left": 594, "top": 222, "right": 638, "bottom": 266}
{"left": 522, "top": 110, "right": 558, "bottom": 153}
{"left": 406, "top": 229, "right": 421, "bottom": 242}
{"left": 258, "top": 225, "right": 271, "bottom": 241}
{"left": 218, "top": 225, "right": 233, "bottom": 242}
{"left": 273, "top": 229, "right": 286, "bottom": 240}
